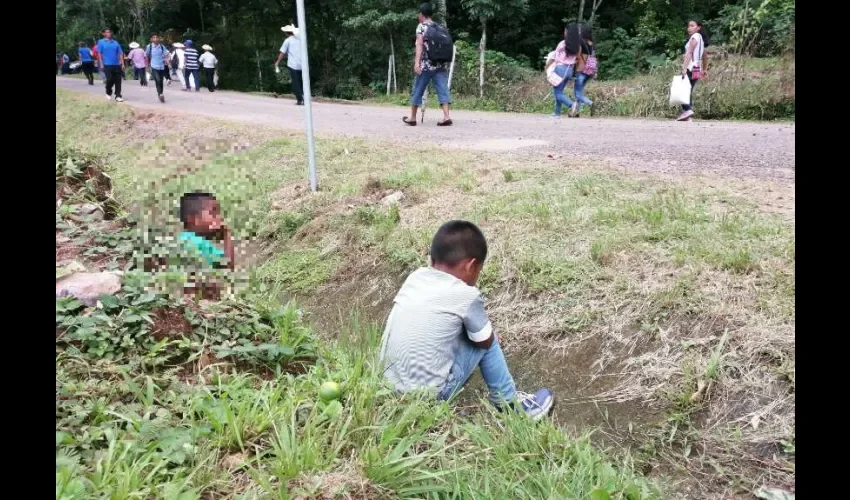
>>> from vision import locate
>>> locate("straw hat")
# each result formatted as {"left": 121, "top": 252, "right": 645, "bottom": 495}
{"left": 281, "top": 24, "right": 299, "bottom": 36}
{"left": 172, "top": 42, "right": 184, "bottom": 48}
{"left": 202, "top": 44, "right": 213, "bottom": 51}
{"left": 129, "top": 42, "right": 140, "bottom": 49}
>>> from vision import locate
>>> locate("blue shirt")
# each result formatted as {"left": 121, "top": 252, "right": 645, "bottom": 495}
{"left": 78, "top": 48, "right": 92, "bottom": 63}
{"left": 96, "top": 38, "right": 123, "bottom": 66}
{"left": 145, "top": 43, "right": 170, "bottom": 70}
{"left": 179, "top": 231, "right": 225, "bottom": 266}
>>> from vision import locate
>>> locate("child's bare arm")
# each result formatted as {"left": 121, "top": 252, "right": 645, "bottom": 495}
{"left": 222, "top": 227, "right": 235, "bottom": 270}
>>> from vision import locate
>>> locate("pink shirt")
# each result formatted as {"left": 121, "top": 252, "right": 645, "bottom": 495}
{"left": 553, "top": 41, "right": 576, "bottom": 66}
{"left": 128, "top": 48, "right": 147, "bottom": 68}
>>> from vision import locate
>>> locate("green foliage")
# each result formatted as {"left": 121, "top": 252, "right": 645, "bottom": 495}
{"left": 56, "top": 276, "right": 316, "bottom": 369}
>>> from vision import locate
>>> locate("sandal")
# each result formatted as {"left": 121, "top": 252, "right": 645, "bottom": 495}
{"left": 437, "top": 119, "right": 453, "bottom": 126}
{"left": 402, "top": 116, "right": 417, "bottom": 126}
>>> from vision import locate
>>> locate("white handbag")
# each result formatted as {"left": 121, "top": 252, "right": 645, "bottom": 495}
{"left": 669, "top": 75, "right": 692, "bottom": 106}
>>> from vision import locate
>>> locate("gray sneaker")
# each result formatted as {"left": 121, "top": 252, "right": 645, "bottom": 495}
{"left": 517, "top": 389, "right": 554, "bottom": 421}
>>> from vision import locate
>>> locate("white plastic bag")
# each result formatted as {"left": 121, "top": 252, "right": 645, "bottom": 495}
{"left": 213, "top": 71, "right": 219, "bottom": 87}
{"left": 188, "top": 72, "right": 196, "bottom": 89}
{"left": 145, "top": 72, "right": 151, "bottom": 82}
{"left": 669, "top": 75, "right": 691, "bottom": 106}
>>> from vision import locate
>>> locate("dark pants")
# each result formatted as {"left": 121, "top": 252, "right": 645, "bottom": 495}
{"left": 203, "top": 68, "right": 216, "bottom": 92}
{"left": 104, "top": 65, "right": 123, "bottom": 98}
{"left": 81, "top": 61, "right": 95, "bottom": 85}
{"left": 151, "top": 68, "right": 168, "bottom": 95}
{"left": 184, "top": 68, "right": 200, "bottom": 90}
{"left": 289, "top": 67, "right": 304, "bottom": 103}
{"left": 682, "top": 70, "right": 697, "bottom": 112}
{"left": 134, "top": 67, "right": 147, "bottom": 85}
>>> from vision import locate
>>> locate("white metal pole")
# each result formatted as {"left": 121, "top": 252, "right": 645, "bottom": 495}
{"left": 296, "top": 0, "right": 318, "bottom": 192}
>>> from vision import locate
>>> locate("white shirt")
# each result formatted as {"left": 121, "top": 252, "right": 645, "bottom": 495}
{"left": 174, "top": 48, "right": 186, "bottom": 69}
{"left": 380, "top": 267, "right": 493, "bottom": 393}
{"left": 199, "top": 52, "right": 218, "bottom": 69}
{"left": 279, "top": 36, "right": 302, "bottom": 70}
{"left": 685, "top": 33, "right": 705, "bottom": 70}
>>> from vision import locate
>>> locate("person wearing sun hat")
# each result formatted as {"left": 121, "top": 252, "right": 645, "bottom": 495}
{"left": 198, "top": 44, "right": 219, "bottom": 92}
{"left": 171, "top": 42, "right": 185, "bottom": 86}
{"left": 127, "top": 42, "right": 148, "bottom": 86}
{"left": 275, "top": 25, "right": 304, "bottom": 105}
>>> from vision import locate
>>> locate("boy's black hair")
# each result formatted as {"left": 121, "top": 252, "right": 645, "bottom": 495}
{"left": 419, "top": 2, "right": 433, "bottom": 17}
{"left": 179, "top": 191, "right": 216, "bottom": 225}
{"left": 430, "top": 220, "right": 488, "bottom": 267}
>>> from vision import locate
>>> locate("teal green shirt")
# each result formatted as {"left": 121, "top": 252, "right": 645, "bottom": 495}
{"left": 180, "top": 231, "right": 225, "bottom": 266}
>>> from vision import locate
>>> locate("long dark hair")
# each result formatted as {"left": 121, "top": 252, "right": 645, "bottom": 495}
{"left": 580, "top": 24, "right": 593, "bottom": 43}
{"left": 564, "top": 23, "right": 581, "bottom": 55}
{"left": 688, "top": 18, "right": 711, "bottom": 47}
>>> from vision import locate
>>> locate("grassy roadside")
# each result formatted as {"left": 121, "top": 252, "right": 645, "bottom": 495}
{"left": 56, "top": 89, "right": 795, "bottom": 497}
{"left": 56, "top": 90, "right": 657, "bottom": 498}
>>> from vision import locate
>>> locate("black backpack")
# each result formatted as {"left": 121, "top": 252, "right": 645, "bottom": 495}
{"left": 424, "top": 22, "right": 454, "bottom": 64}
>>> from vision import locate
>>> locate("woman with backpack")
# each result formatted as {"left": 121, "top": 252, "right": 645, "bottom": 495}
{"left": 569, "top": 24, "right": 597, "bottom": 117}
{"left": 545, "top": 24, "right": 581, "bottom": 118}
{"left": 677, "top": 18, "right": 709, "bottom": 121}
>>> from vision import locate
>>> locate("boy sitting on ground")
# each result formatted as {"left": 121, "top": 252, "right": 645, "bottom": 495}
{"left": 179, "top": 191, "right": 235, "bottom": 271}
{"left": 380, "top": 220, "right": 554, "bottom": 419}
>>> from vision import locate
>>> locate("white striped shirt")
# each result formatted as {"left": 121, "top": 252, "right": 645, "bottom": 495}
{"left": 184, "top": 48, "right": 200, "bottom": 69}
{"left": 380, "top": 267, "right": 493, "bottom": 393}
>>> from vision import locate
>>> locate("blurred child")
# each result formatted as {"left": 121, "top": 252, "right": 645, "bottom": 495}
{"left": 179, "top": 192, "right": 235, "bottom": 270}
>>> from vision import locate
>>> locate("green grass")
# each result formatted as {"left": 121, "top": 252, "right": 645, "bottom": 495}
{"left": 57, "top": 283, "right": 657, "bottom": 498}
{"left": 56, "top": 90, "right": 795, "bottom": 495}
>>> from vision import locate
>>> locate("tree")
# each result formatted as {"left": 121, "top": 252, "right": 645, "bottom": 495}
{"left": 461, "top": 0, "right": 528, "bottom": 97}
{"left": 342, "top": 0, "right": 416, "bottom": 95}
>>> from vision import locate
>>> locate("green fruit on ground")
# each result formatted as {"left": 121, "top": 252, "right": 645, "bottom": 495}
{"left": 319, "top": 381, "right": 342, "bottom": 402}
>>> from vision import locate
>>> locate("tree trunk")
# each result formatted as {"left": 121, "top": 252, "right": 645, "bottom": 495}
{"left": 198, "top": 0, "right": 206, "bottom": 32}
{"left": 387, "top": 33, "right": 398, "bottom": 92}
{"left": 478, "top": 18, "right": 486, "bottom": 98}
{"left": 391, "top": 35, "right": 397, "bottom": 93}
{"left": 590, "top": 0, "right": 603, "bottom": 25}
{"left": 577, "top": 0, "right": 586, "bottom": 23}
{"left": 435, "top": 0, "right": 448, "bottom": 28}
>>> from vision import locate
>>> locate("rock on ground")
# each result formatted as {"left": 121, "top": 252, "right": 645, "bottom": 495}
{"left": 56, "top": 272, "right": 121, "bottom": 306}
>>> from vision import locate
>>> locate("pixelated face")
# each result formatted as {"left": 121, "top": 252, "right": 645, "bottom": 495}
{"left": 189, "top": 199, "right": 224, "bottom": 234}
{"left": 104, "top": 29, "right": 113, "bottom": 39}
{"left": 151, "top": 35, "right": 159, "bottom": 44}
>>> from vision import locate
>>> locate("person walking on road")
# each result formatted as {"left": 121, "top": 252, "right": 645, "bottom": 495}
{"left": 403, "top": 3, "right": 454, "bottom": 126}
{"left": 570, "top": 24, "right": 597, "bottom": 117}
{"left": 199, "top": 45, "right": 218, "bottom": 92}
{"left": 171, "top": 42, "right": 185, "bottom": 87}
{"left": 275, "top": 25, "right": 304, "bottom": 105}
{"left": 128, "top": 42, "right": 148, "bottom": 86}
{"left": 96, "top": 28, "right": 125, "bottom": 102}
{"left": 145, "top": 34, "right": 170, "bottom": 103}
{"left": 182, "top": 40, "right": 201, "bottom": 92}
{"left": 78, "top": 42, "right": 95, "bottom": 85}
{"left": 677, "top": 19, "right": 709, "bottom": 121}
{"left": 546, "top": 24, "right": 580, "bottom": 118}
{"left": 90, "top": 43, "right": 105, "bottom": 83}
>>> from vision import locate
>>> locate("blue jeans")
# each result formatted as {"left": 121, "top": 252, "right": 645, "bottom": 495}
{"left": 552, "top": 64, "right": 575, "bottom": 116}
{"left": 410, "top": 68, "right": 451, "bottom": 106}
{"left": 184, "top": 68, "right": 200, "bottom": 90}
{"left": 574, "top": 72, "right": 593, "bottom": 112}
{"left": 437, "top": 337, "right": 517, "bottom": 405}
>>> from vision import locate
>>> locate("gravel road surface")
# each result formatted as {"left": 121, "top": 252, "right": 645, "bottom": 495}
{"left": 57, "top": 76, "right": 795, "bottom": 180}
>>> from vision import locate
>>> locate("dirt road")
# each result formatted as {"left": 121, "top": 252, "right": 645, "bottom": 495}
{"left": 57, "top": 76, "right": 795, "bottom": 180}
